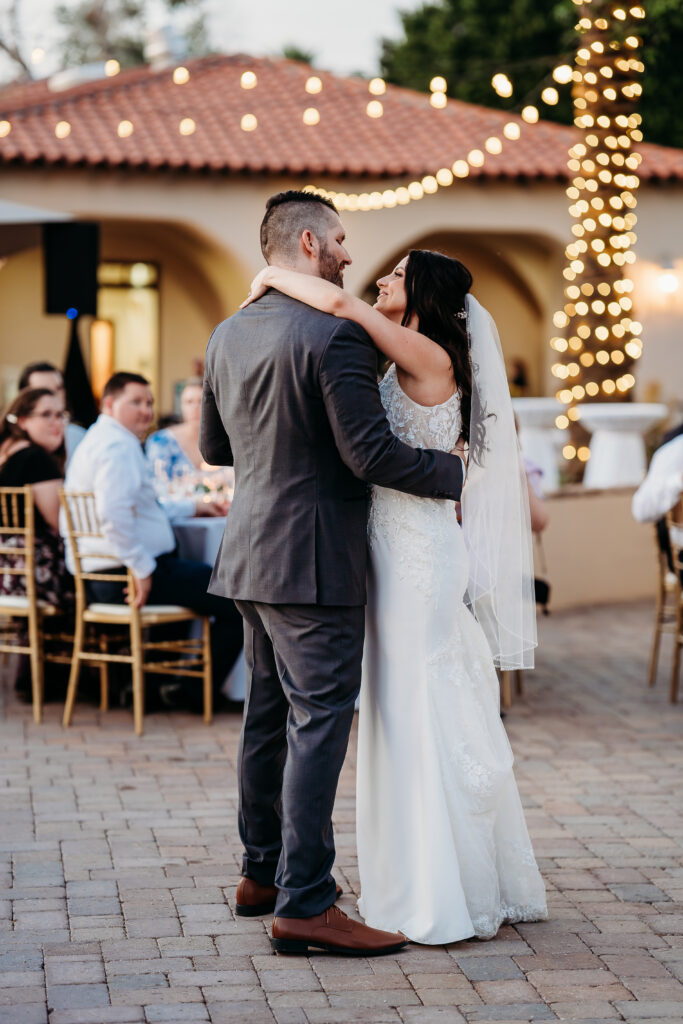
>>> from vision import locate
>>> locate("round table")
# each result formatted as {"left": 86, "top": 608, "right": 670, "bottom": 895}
{"left": 173, "top": 516, "right": 246, "bottom": 701}
{"left": 173, "top": 516, "right": 227, "bottom": 565}
{"left": 511, "top": 397, "right": 567, "bottom": 493}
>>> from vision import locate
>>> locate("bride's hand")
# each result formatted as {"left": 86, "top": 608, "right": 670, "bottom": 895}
{"left": 452, "top": 438, "right": 468, "bottom": 521}
{"left": 452, "top": 436, "right": 469, "bottom": 466}
{"left": 240, "top": 267, "right": 272, "bottom": 309}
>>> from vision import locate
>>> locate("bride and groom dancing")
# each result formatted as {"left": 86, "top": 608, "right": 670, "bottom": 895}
{"left": 200, "top": 189, "right": 547, "bottom": 955}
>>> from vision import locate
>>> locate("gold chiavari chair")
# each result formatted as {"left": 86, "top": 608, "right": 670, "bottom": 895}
{"left": 665, "top": 500, "right": 683, "bottom": 704}
{"left": 60, "top": 489, "right": 212, "bottom": 736}
{"left": 647, "top": 524, "right": 680, "bottom": 689}
{"left": 0, "top": 485, "right": 70, "bottom": 723}
{"left": 500, "top": 669, "right": 524, "bottom": 711}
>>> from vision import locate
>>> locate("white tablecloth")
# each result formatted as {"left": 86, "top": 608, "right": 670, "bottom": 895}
{"left": 173, "top": 516, "right": 227, "bottom": 564}
{"left": 173, "top": 516, "right": 246, "bottom": 701}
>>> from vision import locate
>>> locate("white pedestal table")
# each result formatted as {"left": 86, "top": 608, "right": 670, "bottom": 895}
{"left": 511, "top": 397, "right": 567, "bottom": 493}
{"left": 577, "top": 403, "right": 669, "bottom": 489}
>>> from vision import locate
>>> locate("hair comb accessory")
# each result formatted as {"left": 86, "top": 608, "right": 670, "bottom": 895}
{"left": 6, "top": 413, "right": 17, "bottom": 424}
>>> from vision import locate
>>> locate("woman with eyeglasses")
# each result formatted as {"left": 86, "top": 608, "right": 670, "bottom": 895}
{"left": 0, "top": 388, "right": 73, "bottom": 615}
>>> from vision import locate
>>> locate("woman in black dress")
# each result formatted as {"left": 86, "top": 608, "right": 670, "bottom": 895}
{"left": 0, "top": 387, "right": 73, "bottom": 609}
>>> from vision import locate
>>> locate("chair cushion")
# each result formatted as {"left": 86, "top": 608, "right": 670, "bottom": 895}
{"left": 86, "top": 602, "right": 195, "bottom": 619}
{"left": 0, "top": 594, "right": 58, "bottom": 614}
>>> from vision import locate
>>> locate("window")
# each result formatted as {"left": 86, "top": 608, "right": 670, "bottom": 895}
{"left": 93, "top": 262, "right": 160, "bottom": 397}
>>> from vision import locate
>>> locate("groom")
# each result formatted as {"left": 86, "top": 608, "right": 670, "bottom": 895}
{"left": 200, "top": 190, "right": 464, "bottom": 955}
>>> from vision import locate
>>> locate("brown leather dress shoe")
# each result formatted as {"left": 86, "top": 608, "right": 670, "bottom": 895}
{"left": 271, "top": 904, "right": 408, "bottom": 956}
{"left": 235, "top": 877, "right": 343, "bottom": 918}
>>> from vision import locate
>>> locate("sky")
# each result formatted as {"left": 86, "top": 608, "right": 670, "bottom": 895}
{"left": 11, "top": 0, "right": 422, "bottom": 80}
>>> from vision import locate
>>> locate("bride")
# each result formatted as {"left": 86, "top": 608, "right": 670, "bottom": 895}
{"left": 243, "top": 248, "right": 548, "bottom": 944}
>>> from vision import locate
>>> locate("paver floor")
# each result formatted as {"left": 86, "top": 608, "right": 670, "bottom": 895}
{"left": 1, "top": 599, "right": 682, "bottom": 1024}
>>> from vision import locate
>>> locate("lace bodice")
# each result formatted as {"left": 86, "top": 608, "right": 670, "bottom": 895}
{"left": 368, "top": 363, "right": 464, "bottom": 596}
{"left": 379, "top": 363, "right": 462, "bottom": 452}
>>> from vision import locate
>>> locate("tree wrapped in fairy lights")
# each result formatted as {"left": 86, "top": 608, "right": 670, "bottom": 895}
{"left": 551, "top": 0, "right": 645, "bottom": 470}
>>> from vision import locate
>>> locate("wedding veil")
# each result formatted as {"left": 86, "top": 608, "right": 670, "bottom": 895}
{"left": 460, "top": 293, "right": 537, "bottom": 670}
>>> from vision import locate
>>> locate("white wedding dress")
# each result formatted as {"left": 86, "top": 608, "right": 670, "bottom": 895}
{"left": 356, "top": 363, "right": 548, "bottom": 944}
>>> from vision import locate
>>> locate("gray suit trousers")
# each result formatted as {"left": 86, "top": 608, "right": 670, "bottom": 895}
{"left": 235, "top": 600, "right": 364, "bottom": 918}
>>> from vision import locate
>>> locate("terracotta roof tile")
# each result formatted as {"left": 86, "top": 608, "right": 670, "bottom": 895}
{"left": 0, "top": 53, "right": 681, "bottom": 182}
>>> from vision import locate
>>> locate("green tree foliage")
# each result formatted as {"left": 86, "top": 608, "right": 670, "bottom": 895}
{"left": 54, "top": 0, "right": 209, "bottom": 70}
{"left": 281, "top": 45, "right": 316, "bottom": 65}
{"left": 54, "top": 0, "right": 147, "bottom": 68}
{"left": 639, "top": 0, "right": 683, "bottom": 149}
{"left": 380, "top": 0, "right": 683, "bottom": 149}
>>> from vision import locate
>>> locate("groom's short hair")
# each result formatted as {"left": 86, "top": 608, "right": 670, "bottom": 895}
{"left": 260, "top": 190, "right": 338, "bottom": 264}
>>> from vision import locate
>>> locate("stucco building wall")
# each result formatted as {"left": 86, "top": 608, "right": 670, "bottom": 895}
{"left": 1, "top": 169, "right": 681, "bottom": 416}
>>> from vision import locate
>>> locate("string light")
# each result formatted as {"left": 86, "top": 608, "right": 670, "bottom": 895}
{"left": 35, "top": 63, "right": 563, "bottom": 213}
{"left": 104, "top": 60, "right": 120, "bottom": 77}
{"left": 303, "top": 107, "right": 320, "bottom": 126}
{"left": 0, "top": 120, "right": 10, "bottom": 138}
{"left": 553, "top": 64, "right": 574, "bottom": 84}
{"left": 552, "top": 0, "right": 644, "bottom": 468}
{"left": 491, "top": 73, "right": 513, "bottom": 98}
{"left": 429, "top": 75, "right": 448, "bottom": 109}
{"left": 307, "top": 109, "right": 529, "bottom": 209}
{"left": 299, "top": 62, "right": 546, "bottom": 210}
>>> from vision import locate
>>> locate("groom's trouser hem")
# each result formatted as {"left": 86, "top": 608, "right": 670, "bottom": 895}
{"left": 235, "top": 599, "right": 364, "bottom": 919}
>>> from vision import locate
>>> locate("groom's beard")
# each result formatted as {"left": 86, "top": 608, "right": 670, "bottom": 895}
{"left": 318, "top": 243, "right": 345, "bottom": 288}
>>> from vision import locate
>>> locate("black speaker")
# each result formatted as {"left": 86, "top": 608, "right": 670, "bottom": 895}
{"left": 43, "top": 222, "right": 99, "bottom": 317}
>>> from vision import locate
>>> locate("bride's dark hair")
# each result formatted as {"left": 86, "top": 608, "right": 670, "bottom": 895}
{"left": 402, "top": 250, "right": 483, "bottom": 458}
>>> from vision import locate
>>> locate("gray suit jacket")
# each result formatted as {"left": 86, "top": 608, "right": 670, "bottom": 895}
{"left": 200, "top": 290, "right": 463, "bottom": 606}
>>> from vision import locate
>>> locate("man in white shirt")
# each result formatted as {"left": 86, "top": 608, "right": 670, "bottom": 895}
{"left": 63, "top": 371, "right": 243, "bottom": 707}
{"left": 632, "top": 428, "right": 683, "bottom": 572}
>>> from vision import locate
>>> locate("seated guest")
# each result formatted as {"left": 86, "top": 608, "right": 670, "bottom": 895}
{"left": 524, "top": 457, "right": 549, "bottom": 535}
{"left": 62, "top": 372, "right": 244, "bottom": 709}
{"left": 0, "top": 388, "right": 73, "bottom": 611}
{"left": 146, "top": 377, "right": 205, "bottom": 482}
{"left": 18, "top": 361, "right": 86, "bottom": 465}
{"left": 632, "top": 428, "right": 683, "bottom": 573}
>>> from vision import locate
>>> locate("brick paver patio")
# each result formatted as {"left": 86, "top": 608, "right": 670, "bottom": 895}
{"left": 1, "top": 599, "right": 683, "bottom": 1024}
